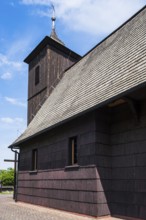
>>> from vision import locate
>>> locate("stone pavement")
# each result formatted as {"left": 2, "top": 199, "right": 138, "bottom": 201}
{"left": 0, "top": 194, "right": 123, "bottom": 220}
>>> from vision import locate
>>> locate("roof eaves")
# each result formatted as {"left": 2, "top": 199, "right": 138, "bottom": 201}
{"left": 24, "top": 36, "right": 81, "bottom": 64}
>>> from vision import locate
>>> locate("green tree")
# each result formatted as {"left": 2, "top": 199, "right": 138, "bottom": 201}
{"left": 0, "top": 168, "right": 14, "bottom": 186}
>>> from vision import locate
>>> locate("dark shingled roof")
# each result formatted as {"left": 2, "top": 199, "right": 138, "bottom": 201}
{"left": 12, "top": 6, "right": 146, "bottom": 146}
{"left": 24, "top": 36, "right": 81, "bottom": 64}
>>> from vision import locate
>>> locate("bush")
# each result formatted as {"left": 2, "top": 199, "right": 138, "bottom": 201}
{"left": 0, "top": 168, "right": 14, "bottom": 186}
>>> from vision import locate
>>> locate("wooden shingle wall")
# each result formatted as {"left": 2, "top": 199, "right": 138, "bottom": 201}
{"left": 18, "top": 98, "right": 146, "bottom": 218}
{"left": 95, "top": 107, "right": 111, "bottom": 216}
{"left": 111, "top": 99, "right": 146, "bottom": 219}
{"left": 18, "top": 109, "right": 111, "bottom": 217}
{"left": 27, "top": 45, "right": 78, "bottom": 124}
{"left": 18, "top": 166, "right": 99, "bottom": 216}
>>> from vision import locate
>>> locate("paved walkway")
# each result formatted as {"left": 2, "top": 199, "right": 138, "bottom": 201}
{"left": 0, "top": 194, "right": 122, "bottom": 220}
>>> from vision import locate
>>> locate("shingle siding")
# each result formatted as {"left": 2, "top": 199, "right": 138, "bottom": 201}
{"left": 110, "top": 100, "right": 146, "bottom": 219}
{"left": 17, "top": 166, "right": 101, "bottom": 216}
{"left": 18, "top": 109, "right": 111, "bottom": 217}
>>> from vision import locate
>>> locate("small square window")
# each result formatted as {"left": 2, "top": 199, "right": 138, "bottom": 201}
{"left": 32, "top": 149, "right": 38, "bottom": 170}
{"left": 35, "top": 66, "right": 40, "bottom": 85}
{"left": 68, "top": 137, "right": 78, "bottom": 165}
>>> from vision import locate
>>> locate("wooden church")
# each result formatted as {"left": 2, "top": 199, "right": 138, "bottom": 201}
{"left": 9, "top": 6, "right": 146, "bottom": 219}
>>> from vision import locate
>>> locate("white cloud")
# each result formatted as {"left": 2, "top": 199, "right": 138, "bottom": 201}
{"left": 0, "top": 116, "right": 26, "bottom": 169}
{"left": 0, "top": 116, "right": 26, "bottom": 138}
{"left": 1, "top": 72, "right": 12, "bottom": 80}
{"left": 5, "top": 97, "right": 27, "bottom": 108}
{"left": 1, "top": 117, "right": 14, "bottom": 124}
{"left": 20, "top": 0, "right": 145, "bottom": 35}
{"left": 7, "top": 37, "right": 33, "bottom": 58}
{"left": 21, "top": 0, "right": 50, "bottom": 5}
{"left": 0, "top": 53, "right": 23, "bottom": 80}
{"left": 0, "top": 116, "right": 26, "bottom": 136}
{"left": 0, "top": 115, "right": 26, "bottom": 169}
{"left": 0, "top": 35, "right": 33, "bottom": 80}
{"left": 0, "top": 117, "right": 24, "bottom": 124}
{"left": 0, "top": 53, "right": 22, "bottom": 70}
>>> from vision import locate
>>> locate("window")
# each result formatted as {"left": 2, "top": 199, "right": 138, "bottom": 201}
{"left": 32, "top": 149, "right": 38, "bottom": 170}
{"left": 35, "top": 66, "right": 40, "bottom": 85}
{"left": 69, "top": 137, "right": 78, "bottom": 165}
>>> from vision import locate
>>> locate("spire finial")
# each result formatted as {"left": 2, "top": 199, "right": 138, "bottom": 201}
{"left": 51, "top": 4, "right": 56, "bottom": 30}
{"left": 50, "top": 4, "right": 65, "bottom": 45}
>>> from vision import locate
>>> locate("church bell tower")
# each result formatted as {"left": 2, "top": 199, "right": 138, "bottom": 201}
{"left": 24, "top": 11, "right": 81, "bottom": 124}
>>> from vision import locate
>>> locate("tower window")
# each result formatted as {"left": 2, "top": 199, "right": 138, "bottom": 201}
{"left": 35, "top": 66, "right": 40, "bottom": 85}
{"left": 32, "top": 149, "right": 38, "bottom": 170}
{"left": 69, "top": 137, "right": 78, "bottom": 165}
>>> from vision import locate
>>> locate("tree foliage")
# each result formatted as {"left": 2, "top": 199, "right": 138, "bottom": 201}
{"left": 0, "top": 168, "right": 14, "bottom": 186}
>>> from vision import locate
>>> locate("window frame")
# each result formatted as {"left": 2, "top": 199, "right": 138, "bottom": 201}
{"left": 35, "top": 65, "right": 40, "bottom": 85}
{"left": 32, "top": 149, "right": 38, "bottom": 171}
{"left": 68, "top": 136, "right": 78, "bottom": 165}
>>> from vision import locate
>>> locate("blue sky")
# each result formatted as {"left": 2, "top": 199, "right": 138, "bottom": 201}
{"left": 0, "top": 0, "right": 145, "bottom": 170}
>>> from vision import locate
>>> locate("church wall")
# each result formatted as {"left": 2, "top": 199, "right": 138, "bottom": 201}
{"left": 27, "top": 47, "right": 48, "bottom": 124}
{"left": 18, "top": 97, "right": 146, "bottom": 218}
{"left": 46, "top": 46, "right": 78, "bottom": 96}
{"left": 18, "top": 108, "right": 111, "bottom": 217}
{"left": 94, "top": 107, "right": 111, "bottom": 216}
{"left": 17, "top": 166, "right": 99, "bottom": 216}
{"left": 27, "top": 45, "right": 79, "bottom": 124}
{"left": 19, "top": 110, "right": 96, "bottom": 171}
{"left": 110, "top": 99, "right": 146, "bottom": 219}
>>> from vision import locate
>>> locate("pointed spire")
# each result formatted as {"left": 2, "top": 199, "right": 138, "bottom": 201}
{"left": 50, "top": 4, "right": 64, "bottom": 45}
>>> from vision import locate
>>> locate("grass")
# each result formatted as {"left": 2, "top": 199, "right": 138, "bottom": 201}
{"left": 0, "top": 191, "right": 13, "bottom": 194}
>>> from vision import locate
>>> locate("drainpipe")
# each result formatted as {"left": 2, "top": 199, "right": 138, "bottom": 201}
{"left": 10, "top": 146, "right": 20, "bottom": 202}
